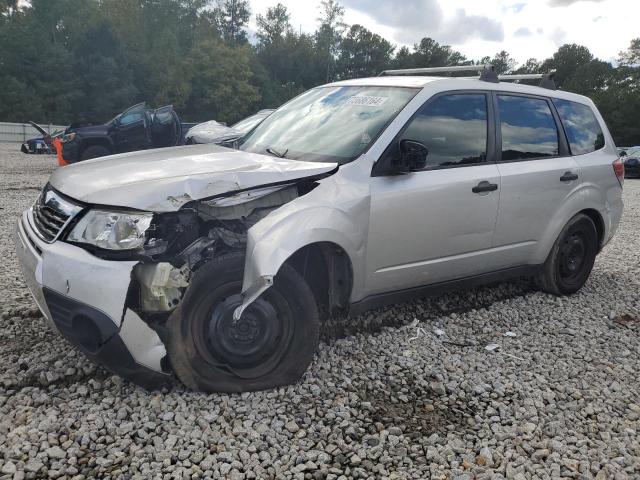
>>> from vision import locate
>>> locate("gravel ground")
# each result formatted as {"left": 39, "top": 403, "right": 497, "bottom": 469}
{"left": 0, "top": 142, "right": 638, "bottom": 480}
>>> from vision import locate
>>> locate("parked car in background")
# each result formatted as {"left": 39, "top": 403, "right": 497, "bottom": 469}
{"left": 16, "top": 65, "right": 623, "bottom": 393}
{"left": 623, "top": 147, "right": 640, "bottom": 178}
{"left": 185, "top": 109, "right": 274, "bottom": 145}
{"left": 20, "top": 121, "right": 64, "bottom": 154}
{"left": 58, "top": 103, "right": 182, "bottom": 164}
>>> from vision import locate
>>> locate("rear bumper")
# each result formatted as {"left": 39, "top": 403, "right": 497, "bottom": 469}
{"left": 14, "top": 212, "right": 170, "bottom": 389}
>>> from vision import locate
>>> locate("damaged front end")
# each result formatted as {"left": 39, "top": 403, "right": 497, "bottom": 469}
{"left": 130, "top": 184, "right": 300, "bottom": 313}
{"left": 91, "top": 182, "right": 317, "bottom": 385}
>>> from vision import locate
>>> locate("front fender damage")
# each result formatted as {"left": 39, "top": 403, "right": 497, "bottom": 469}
{"left": 111, "top": 177, "right": 327, "bottom": 387}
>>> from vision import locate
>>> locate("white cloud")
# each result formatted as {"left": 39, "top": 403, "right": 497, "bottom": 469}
{"left": 247, "top": 0, "right": 640, "bottom": 65}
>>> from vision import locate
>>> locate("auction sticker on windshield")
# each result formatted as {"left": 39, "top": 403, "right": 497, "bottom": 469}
{"left": 345, "top": 96, "right": 388, "bottom": 107}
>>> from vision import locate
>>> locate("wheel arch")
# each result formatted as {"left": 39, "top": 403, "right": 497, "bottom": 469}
{"left": 282, "top": 242, "right": 354, "bottom": 318}
{"left": 579, "top": 208, "right": 605, "bottom": 248}
{"left": 533, "top": 190, "right": 609, "bottom": 264}
{"left": 79, "top": 137, "right": 114, "bottom": 157}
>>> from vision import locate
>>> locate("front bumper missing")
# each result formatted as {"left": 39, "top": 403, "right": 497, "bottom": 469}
{"left": 14, "top": 211, "right": 170, "bottom": 389}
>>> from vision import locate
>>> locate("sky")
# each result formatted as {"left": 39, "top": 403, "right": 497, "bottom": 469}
{"left": 246, "top": 0, "right": 639, "bottom": 65}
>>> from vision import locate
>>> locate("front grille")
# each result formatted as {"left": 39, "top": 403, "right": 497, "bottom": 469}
{"left": 32, "top": 185, "right": 83, "bottom": 242}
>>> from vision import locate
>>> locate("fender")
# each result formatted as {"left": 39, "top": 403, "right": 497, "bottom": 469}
{"left": 232, "top": 170, "right": 372, "bottom": 320}
{"left": 79, "top": 135, "right": 115, "bottom": 153}
{"left": 532, "top": 182, "right": 610, "bottom": 264}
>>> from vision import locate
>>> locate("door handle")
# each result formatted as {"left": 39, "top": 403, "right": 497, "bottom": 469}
{"left": 560, "top": 171, "right": 579, "bottom": 182}
{"left": 472, "top": 181, "right": 498, "bottom": 194}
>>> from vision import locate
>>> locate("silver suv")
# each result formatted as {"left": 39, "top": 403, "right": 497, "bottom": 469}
{"left": 15, "top": 65, "right": 624, "bottom": 392}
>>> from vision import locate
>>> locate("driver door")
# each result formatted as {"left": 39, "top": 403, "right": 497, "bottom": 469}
{"left": 366, "top": 92, "right": 501, "bottom": 295}
{"left": 151, "top": 105, "right": 181, "bottom": 147}
{"left": 113, "top": 103, "right": 150, "bottom": 153}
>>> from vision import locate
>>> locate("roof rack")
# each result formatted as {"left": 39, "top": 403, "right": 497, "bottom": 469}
{"left": 378, "top": 64, "right": 557, "bottom": 90}
{"left": 379, "top": 64, "right": 498, "bottom": 83}
{"left": 498, "top": 71, "right": 557, "bottom": 90}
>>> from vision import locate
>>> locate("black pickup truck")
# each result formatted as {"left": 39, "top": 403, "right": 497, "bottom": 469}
{"left": 59, "top": 103, "right": 182, "bottom": 164}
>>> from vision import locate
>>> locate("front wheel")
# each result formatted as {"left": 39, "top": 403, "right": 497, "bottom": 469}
{"left": 536, "top": 214, "right": 598, "bottom": 295}
{"left": 167, "top": 253, "right": 319, "bottom": 392}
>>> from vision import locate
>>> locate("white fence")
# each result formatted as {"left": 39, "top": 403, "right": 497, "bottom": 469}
{"left": 0, "top": 122, "right": 67, "bottom": 143}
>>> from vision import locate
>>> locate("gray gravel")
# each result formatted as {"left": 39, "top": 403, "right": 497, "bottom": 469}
{"left": 0, "top": 142, "right": 639, "bottom": 479}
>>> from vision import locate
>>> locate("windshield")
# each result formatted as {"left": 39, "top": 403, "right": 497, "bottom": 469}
{"left": 240, "top": 86, "right": 419, "bottom": 163}
{"left": 232, "top": 112, "right": 270, "bottom": 134}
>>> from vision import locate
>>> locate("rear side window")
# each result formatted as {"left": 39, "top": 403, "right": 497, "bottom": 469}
{"left": 400, "top": 93, "right": 488, "bottom": 168}
{"left": 553, "top": 99, "right": 605, "bottom": 155}
{"left": 498, "top": 95, "right": 559, "bottom": 161}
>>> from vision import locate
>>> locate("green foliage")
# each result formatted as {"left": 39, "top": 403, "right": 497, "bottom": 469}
{"left": 0, "top": 1, "right": 638, "bottom": 145}
{"left": 186, "top": 39, "right": 259, "bottom": 122}
{"left": 337, "top": 25, "right": 394, "bottom": 79}
{"left": 214, "top": 0, "right": 250, "bottom": 46}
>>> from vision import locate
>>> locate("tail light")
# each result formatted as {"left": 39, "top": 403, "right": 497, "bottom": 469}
{"left": 613, "top": 157, "right": 624, "bottom": 187}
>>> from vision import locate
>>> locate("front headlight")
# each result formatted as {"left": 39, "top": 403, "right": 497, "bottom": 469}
{"left": 67, "top": 210, "right": 153, "bottom": 250}
{"left": 62, "top": 132, "right": 76, "bottom": 143}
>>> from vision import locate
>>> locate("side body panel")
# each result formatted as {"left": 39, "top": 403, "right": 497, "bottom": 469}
{"left": 492, "top": 157, "right": 581, "bottom": 268}
{"left": 366, "top": 164, "right": 500, "bottom": 294}
{"left": 237, "top": 79, "right": 623, "bottom": 307}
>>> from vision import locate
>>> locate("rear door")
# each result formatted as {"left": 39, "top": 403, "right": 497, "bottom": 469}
{"left": 489, "top": 92, "right": 580, "bottom": 268}
{"left": 366, "top": 92, "right": 501, "bottom": 295}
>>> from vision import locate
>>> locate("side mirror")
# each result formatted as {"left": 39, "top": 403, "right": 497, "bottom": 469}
{"left": 390, "top": 139, "right": 428, "bottom": 174}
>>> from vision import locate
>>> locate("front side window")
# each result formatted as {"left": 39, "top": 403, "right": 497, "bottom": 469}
{"left": 240, "top": 86, "right": 419, "bottom": 163}
{"left": 553, "top": 99, "right": 605, "bottom": 155}
{"left": 498, "top": 95, "right": 559, "bottom": 161}
{"left": 120, "top": 112, "right": 144, "bottom": 126}
{"left": 397, "top": 93, "right": 488, "bottom": 168}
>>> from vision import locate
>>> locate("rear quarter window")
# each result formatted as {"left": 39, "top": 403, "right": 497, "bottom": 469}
{"left": 553, "top": 99, "right": 605, "bottom": 155}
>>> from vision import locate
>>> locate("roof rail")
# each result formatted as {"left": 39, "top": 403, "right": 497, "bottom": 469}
{"left": 379, "top": 64, "right": 498, "bottom": 82}
{"left": 378, "top": 64, "right": 557, "bottom": 89}
{"left": 497, "top": 70, "right": 557, "bottom": 90}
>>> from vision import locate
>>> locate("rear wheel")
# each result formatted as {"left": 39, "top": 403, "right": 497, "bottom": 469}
{"left": 536, "top": 214, "right": 598, "bottom": 295}
{"left": 167, "top": 253, "right": 319, "bottom": 392}
{"left": 80, "top": 145, "right": 110, "bottom": 160}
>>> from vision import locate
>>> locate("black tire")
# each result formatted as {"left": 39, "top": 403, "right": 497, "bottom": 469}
{"left": 167, "top": 253, "right": 319, "bottom": 392}
{"left": 536, "top": 214, "right": 598, "bottom": 295}
{"left": 80, "top": 145, "right": 111, "bottom": 161}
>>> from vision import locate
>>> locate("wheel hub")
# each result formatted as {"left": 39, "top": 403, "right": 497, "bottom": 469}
{"left": 206, "top": 294, "right": 283, "bottom": 370}
{"left": 559, "top": 233, "right": 586, "bottom": 280}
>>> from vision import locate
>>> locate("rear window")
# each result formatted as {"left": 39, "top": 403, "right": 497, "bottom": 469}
{"left": 553, "top": 99, "right": 605, "bottom": 155}
{"left": 498, "top": 95, "right": 559, "bottom": 161}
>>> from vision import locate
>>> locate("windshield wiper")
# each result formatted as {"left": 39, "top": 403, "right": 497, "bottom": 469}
{"left": 265, "top": 147, "right": 288, "bottom": 158}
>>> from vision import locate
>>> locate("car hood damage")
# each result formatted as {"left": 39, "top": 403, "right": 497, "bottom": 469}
{"left": 49, "top": 144, "right": 338, "bottom": 211}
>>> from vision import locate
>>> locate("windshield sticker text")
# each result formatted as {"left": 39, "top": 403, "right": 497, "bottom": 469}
{"left": 345, "top": 96, "right": 388, "bottom": 107}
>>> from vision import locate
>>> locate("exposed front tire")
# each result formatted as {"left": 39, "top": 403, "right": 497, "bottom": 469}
{"left": 536, "top": 214, "right": 598, "bottom": 295}
{"left": 167, "top": 253, "right": 319, "bottom": 392}
{"left": 80, "top": 145, "right": 111, "bottom": 161}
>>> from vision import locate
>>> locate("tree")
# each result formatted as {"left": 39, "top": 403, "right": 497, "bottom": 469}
{"left": 411, "top": 38, "right": 467, "bottom": 69}
{"left": 256, "top": 3, "right": 291, "bottom": 46}
{"left": 214, "top": 0, "right": 250, "bottom": 46}
{"left": 541, "top": 44, "right": 595, "bottom": 89}
{"left": 337, "top": 24, "right": 394, "bottom": 79}
{"left": 618, "top": 38, "right": 640, "bottom": 67}
{"left": 70, "top": 21, "right": 138, "bottom": 120}
{"left": 315, "top": 0, "right": 346, "bottom": 82}
{"left": 186, "top": 39, "right": 259, "bottom": 122}
{"left": 514, "top": 58, "right": 542, "bottom": 74}
{"left": 491, "top": 50, "right": 517, "bottom": 74}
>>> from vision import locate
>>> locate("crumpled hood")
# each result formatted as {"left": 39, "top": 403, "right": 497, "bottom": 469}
{"left": 49, "top": 144, "right": 337, "bottom": 211}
